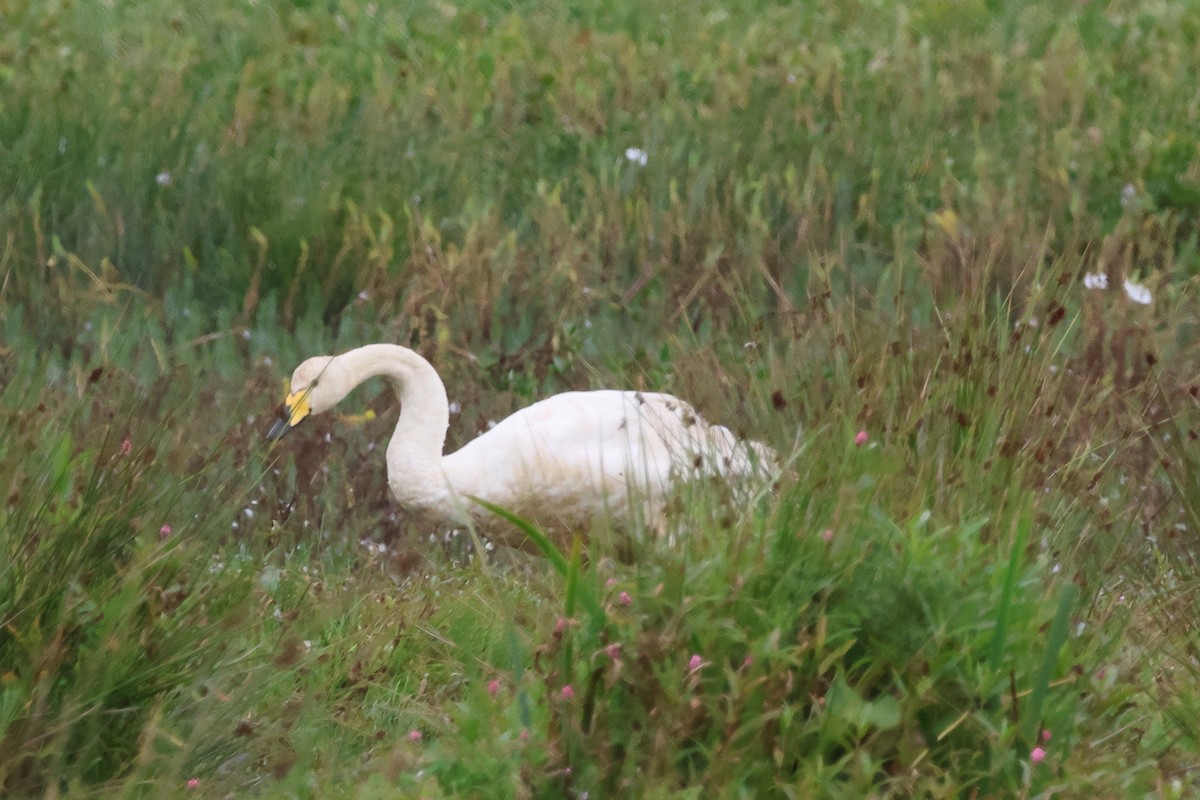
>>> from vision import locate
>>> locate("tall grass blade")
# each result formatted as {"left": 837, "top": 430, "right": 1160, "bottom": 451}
{"left": 1022, "top": 581, "right": 1080, "bottom": 745}
{"left": 468, "top": 497, "right": 605, "bottom": 623}
{"left": 990, "top": 504, "right": 1031, "bottom": 670}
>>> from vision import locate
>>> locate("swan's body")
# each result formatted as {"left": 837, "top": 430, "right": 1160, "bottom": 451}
{"left": 268, "top": 344, "right": 775, "bottom": 547}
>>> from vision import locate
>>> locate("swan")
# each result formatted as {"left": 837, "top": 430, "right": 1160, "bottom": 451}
{"left": 266, "top": 344, "right": 776, "bottom": 548}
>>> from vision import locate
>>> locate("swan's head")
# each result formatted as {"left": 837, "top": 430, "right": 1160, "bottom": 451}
{"left": 266, "top": 355, "right": 347, "bottom": 440}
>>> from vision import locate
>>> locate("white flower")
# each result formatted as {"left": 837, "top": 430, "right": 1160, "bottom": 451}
{"left": 624, "top": 147, "right": 648, "bottom": 166}
{"left": 1123, "top": 279, "right": 1152, "bottom": 305}
{"left": 156, "top": 172, "right": 172, "bottom": 186}
{"left": 1083, "top": 272, "right": 1108, "bottom": 290}
{"left": 1120, "top": 184, "right": 1137, "bottom": 207}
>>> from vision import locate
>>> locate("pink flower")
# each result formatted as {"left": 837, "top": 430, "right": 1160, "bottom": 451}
{"left": 554, "top": 617, "right": 567, "bottom": 633}
{"left": 688, "top": 654, "right": 703, "bottom": 672}
{"left": 1041, "top": 729, "right": 1052, "bottom": 743}
{"left": 487, "top": 679, "right": 500, "bottom": 696}
{"left": 1030, "top": 746, "right": 1046, "bottom": 765}
{"left": 408, "top": 729, "right": 422, "bottom": 742}
{"left": 618, "top": 591, "right": 632, "bottom": 606}
{"left": 120, "top": 438, "right": 133, "bottom": 456}
{"left": 560, "top": 685, "right": 575, "bottom": 700}
{"left": 605, "top": 643, "right": 621, "bottom": 661}
{"left": 821, "top": 528, "right": 834, "bottom": 543}
{"left": 854, "top": 430, "right": 869, "bottom": 447}
{"left": 186, "top": 778, "right": 199, "bottom": 789}
{"left": 159, "top": 524, "right": 172, "bottom": 540}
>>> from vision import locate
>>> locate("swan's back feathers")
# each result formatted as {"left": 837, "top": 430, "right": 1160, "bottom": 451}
{"left": 435, "top": 390, "right": 775, "bottom": 540}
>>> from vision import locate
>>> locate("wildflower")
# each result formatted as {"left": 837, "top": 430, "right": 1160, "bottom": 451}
{"left": 408, "top": 729, "right": 422, "bottom": 742}
{"left": 120, "top": 438, "right": 133, "bottom": 456}
{"left": 688, "top": 654, "right": 703, "bottom": 672}
{"left": 605, "top": 643, "right": 621, "bottom": 661}
{"left": 159, "top": 524, "right": 172, "bottom": 540}
{"left": 156, "top": 172, "right": 172, "bottom": 186}
{"left": 1120, "top": 183, "right": 1136, "bottom": 207}
{"left": 1123, "top": 279, "right": 1152, "bottom": 305}
{"left": 1030, "top": 746, "right": 1046, "bottom": 765}
{"left": 618, "top": 591, "right": 632, "bottom": 606}
{"left": 854, "top": 430, "right": 869, "bottom": 447}
{"left": 560, "top": 685, "right": 575, "bottom": 700}
{"left": 605, "top": 577, "right": 617, "bottom": 588}
{"left": 520, "top": 728, "right": 530, "bottom": 741}
{"left": 821, "top": 528, "right": 834, "bottom": 543}
{"left": 187, "top": 778, "right": 199, "bottom": 789}
{"left": 554, "top": 617, "right": 568, "bottom": 633}
{"left": 487, "top": 679, "right": 500, "bottom": 697}
{"left": 624, "top": 147, "right": 648, "bottom": 166}
{"left": 1082, "top": 272, "right": 1108, "bottom": 290}
{"left": 1042, "top": 729, "right": 1052, "bottom": 743}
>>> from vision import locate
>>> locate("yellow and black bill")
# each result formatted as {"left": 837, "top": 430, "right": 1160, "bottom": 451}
{"left": 266, "top": 389, "right": 312, "bottom": 441}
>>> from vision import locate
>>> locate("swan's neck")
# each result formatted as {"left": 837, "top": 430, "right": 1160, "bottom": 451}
{"left": 339, "top": 345, "right": 449, "bottom": 478}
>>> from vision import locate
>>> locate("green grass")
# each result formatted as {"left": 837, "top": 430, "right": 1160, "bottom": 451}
{"left": 3, "top": 0, "right": 1200, "bottom": 796}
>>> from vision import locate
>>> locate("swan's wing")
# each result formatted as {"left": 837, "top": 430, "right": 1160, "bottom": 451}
{"left": 442, "top": 391, "right": 671, "bottom": 500}
{"left": 626, "top": 393, "right": 779, "bottom": 481}
{"left": 441, "top": 391, "right": 775, "bottom": 515}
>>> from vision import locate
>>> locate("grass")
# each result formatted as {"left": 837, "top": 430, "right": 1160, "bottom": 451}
{"left": 2, "top": 0, "right": 1200, "bottom": 796}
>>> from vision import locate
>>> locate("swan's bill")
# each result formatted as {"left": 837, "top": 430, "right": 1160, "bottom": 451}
{"left": 284, "top": 390, "right": 312, "bottom": 425}
{"left": 266, "top": 417, "right": 291, "bottom": 441}
{"left": 266, "top": 389, "right": 313, "bottom": 441}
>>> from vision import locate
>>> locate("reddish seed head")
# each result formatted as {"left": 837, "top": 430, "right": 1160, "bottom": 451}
{"left": 854, "top": 430, "right": 869, "bottom": 447}
{"left": 821, "top": 528, "right": 834, "bottom": 543}
{"left": 487, "top": 679, "right": 500, "bottom": 696}
{"left": 554, "top": 617, "right": 567, "bottom": 633}
{"left": 605, "top": 577, "right": 617, "bottom": 588}
{"left": 1030, "top": 746, "right": 1046, "bottom": 765}
{"left": 688, "top": 654, "right": 703, "bottom": 672}
{"left": 605, "top": 643, "right": 621, "bottom": 660}
{"left": 186, "top": 778, "right": 199, "bottom": 790}
{"left": 159, "top": 524, "right": 172, "bottom": 540}
{"left": 1041, "top": 729, "right": 1052, "bottom": 742}
{"left": 519, "top": 729, "right": 530, "bottom": 741}
{"left": 120, "top": 438, "right": 133, "bottom": 456}
{"left": 618, "top": 591, "right": 632, "bottom": 606}
{"left": 560, "top": 685, "right": 575, "bottom": 700}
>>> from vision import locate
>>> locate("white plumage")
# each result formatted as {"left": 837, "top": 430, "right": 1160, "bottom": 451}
{"left": 268, "top": 344, "right": 776, "bottom": 548}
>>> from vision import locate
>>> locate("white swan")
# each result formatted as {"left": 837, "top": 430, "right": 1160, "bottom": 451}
{"left": 267, "top": 344, "right": 776, "bottom": 548}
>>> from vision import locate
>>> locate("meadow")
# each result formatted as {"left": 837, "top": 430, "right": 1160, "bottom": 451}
{"left": 2, "top": 0, "right": 1200, "bottom": 796}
